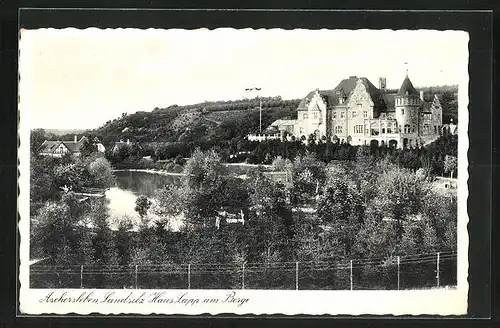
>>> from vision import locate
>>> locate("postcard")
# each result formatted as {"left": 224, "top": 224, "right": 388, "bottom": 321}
{"left": 18, "top": 26, "right": 469, "bottom": 315}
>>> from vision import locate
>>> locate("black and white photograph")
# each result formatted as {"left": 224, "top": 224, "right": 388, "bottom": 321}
{"left": 18, "top": 26, "right": 469, "bottom": 315}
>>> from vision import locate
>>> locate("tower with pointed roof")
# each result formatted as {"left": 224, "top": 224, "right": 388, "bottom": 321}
{"left": 394, "top": 75, "right": 421, "bottom": 147}
{"left": 272, "top": 72, "right": 445, "bottom": 149}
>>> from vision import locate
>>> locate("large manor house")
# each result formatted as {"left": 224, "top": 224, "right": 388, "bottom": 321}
{"left": 271, "top": 75, "right": 446, "bottom": 149}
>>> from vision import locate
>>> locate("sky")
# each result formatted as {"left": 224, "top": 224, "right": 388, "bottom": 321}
{"left": 19, "top": 28, "right": 469, "bottom": 129}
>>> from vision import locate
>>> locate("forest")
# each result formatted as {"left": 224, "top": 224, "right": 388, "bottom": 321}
{"left": 30, "top": 143, "right": 457, "bottom": 289}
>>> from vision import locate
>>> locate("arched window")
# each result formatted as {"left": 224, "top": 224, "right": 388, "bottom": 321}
{"left": 303, "top": 113, "right": 308, "bottom": 119}
{"left": 387, "top": 123, "right": 393, "bottom": 134}
{"left": 404, "top": 124, "right": 410, "bottom": 133}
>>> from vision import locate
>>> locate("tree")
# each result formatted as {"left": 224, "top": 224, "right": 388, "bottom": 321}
{"left": 353, "top": 211, "right": 400, "bottom": 258}
{"left": 370, "top": 167, "right": 431, "bottom": 237}
{"left": 155, "top": 149, "right": 230, "bottom": 229}
{"left": 317, "top": 178, "right": 364, "bottom": 257}
{"left": 135, "top": 195, "right": 152, "bottom": 219}
{"left": 443, "top": 155, "right": 457, "bottom": 178}
{"left": 398, "top": 220, "right": 438, "bottom": 255}
{"left": 31, "top": 201, "right": 76, "bottom": 260}
{"left": 53, "top": 163, "right": 92, "bottom": 192}
{"left": 88, "top": 157, "right": 115, "bottom": 188}
{"left": 115, "top": 217, "right": 134, "bottom": 265}
{"left": 30, "top": 129, "right": 46, "bottom": 154}
{"left": 30, "top": 154, "right": 59, "bottom": 208}
{"left": 89, "top": 199, "right": 118, "bottom": 265}
{"left": 80, "top": 138, "right": 98, "bottom": 157}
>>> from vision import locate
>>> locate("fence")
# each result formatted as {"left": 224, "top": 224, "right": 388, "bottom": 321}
{"left": 30, "top": 251, "right": 456, "bottom": 290}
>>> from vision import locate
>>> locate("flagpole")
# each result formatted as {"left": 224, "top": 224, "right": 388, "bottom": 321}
{"left": 245, "top": 87, "right": 262, "bottom": 134}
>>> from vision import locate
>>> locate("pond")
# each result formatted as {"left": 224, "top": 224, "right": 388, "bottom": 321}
{"left": 105, "top": 170, "right": 183, "bottom": 230}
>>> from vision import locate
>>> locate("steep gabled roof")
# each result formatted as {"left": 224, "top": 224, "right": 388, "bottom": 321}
{"left": 38, "top": 140, "right": 63, "bottom": 154}
{"left": 297, "top": 90, "right": 331, "bottom": 109}
{"left": 298, "top": 76, "right": 388, "bottom": 110}
{"left": 397, "top": 76, "right": 420, "bottom": 97}
{"left": 63, "top": 141, "right": 82, "bottom": 153}
{"left": 382, "top": 93, "right": 397, "bottom": 112}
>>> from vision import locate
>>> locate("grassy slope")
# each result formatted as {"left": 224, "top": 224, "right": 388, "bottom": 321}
{"left": 92, "top": 86, "right": 458, "bottom": 147}
{"left": 93, "top": 98, "right": 300, "bottom": 147}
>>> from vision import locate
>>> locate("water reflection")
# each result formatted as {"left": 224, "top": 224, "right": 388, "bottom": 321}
{"left": 114, "top": 170, "right": 182, "bottom": 197}
{"left": 106, "top": 170, "right": 183, "bottom": 230}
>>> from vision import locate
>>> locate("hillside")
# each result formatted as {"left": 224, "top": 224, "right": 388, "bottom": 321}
{"left": 93, "top": 97, "right": 300, "bottom": 148}
{"left": 92, "top": 85, "right": 459, "bottom": 149}
{"left": 43, "top": 128, "right": 89, "bottom": 136}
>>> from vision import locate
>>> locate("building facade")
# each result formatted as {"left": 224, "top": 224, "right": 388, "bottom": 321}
{"left": 276, "top": 75, "right": 443, "bottom": 149}
{"left": 38, "top": 135, "right": 105, "bottom": 157}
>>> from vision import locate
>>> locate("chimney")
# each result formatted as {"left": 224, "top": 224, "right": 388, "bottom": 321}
{"left": 420, "top": 90, "right": 424, "bottom": 101}
{"left": 74, "top": 135, "right": 77, "bottom": 143}
{"left": 379, "top": 77, "right": 387, "bottom": 92}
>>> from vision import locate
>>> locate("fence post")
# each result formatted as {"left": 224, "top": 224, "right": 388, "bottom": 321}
{"left": 397, "top": 256, "right": 400, "bottom": 290}
{"left": 242, "top": 263, "right": 245, "bottom": 290}
{"left": 135, "top": 265, "right": 138, "bottom": 289}
{"left": 80, "top": 265, "right": 83, "bottom": 289}
{"left": 436, "top": 252, "right": 440, "bottom": 288}
{"left": 295, "top": 262, "right": 299, "bottom": 290}
{"left": 350, "top": 260, "right": 353, "bottom": 290}
{"left": 188, "top": 264, "right": 191, "bottom": 290}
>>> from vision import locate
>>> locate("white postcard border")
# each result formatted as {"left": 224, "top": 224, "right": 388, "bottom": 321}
{"left": 18, "top": 28, "right": 470, "bottom": 316}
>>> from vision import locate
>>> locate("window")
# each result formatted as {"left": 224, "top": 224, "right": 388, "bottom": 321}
{"left": 333, "top": 111, "right": 337, "bottom": 119}
{"left": 401, "top": 108, "right": 405, "bottom": 115}
{"left": 299, "top": 127, "right": 304, "bottom": 134}
{"left": 340, "top": 111, "right": 345, "bottom": 119}
{"left": 370, "top": 123, "right": 380, "bottom": 136}
{"left": 313, "top": 112, "right": 318, "bottom": 119}
{"left": 352, "top": 111, "right": 357, "bottom": 118}
{"left": 404, "top": 124, "right": 410, "bottom": 133}
{"left": 357, "top": 104, "right": 362, "bottom": 110}
{"left": 354, "top": 125, "right": 363, "bottom": 134}
{"left": 411, "top": 125, "right": 416, "bottom": 133}
{"left": 334, "top": 125, "right": 343, "bottom": 134}
{"left": 363, "top": 111, "right": 368, "bottom": 118}
{"left": 303, "top": 113, "right": 308, "bottom": 119}
{"left": 387, "top": 124, "right": 392, "bottom": 133}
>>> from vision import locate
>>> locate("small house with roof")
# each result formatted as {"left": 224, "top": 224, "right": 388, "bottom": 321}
{"left": 111, "top": 139, "right": 143, "bottom": 154}
{"left": 274, "top": 75, "right": 444, "bottom": 149}
{"left": 38, "top": 135, "right": 105, "bottom": 157}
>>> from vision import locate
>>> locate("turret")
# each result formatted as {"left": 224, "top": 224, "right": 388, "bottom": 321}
{"left": 395, "top": 76, "right": 421, "bottom": 134}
